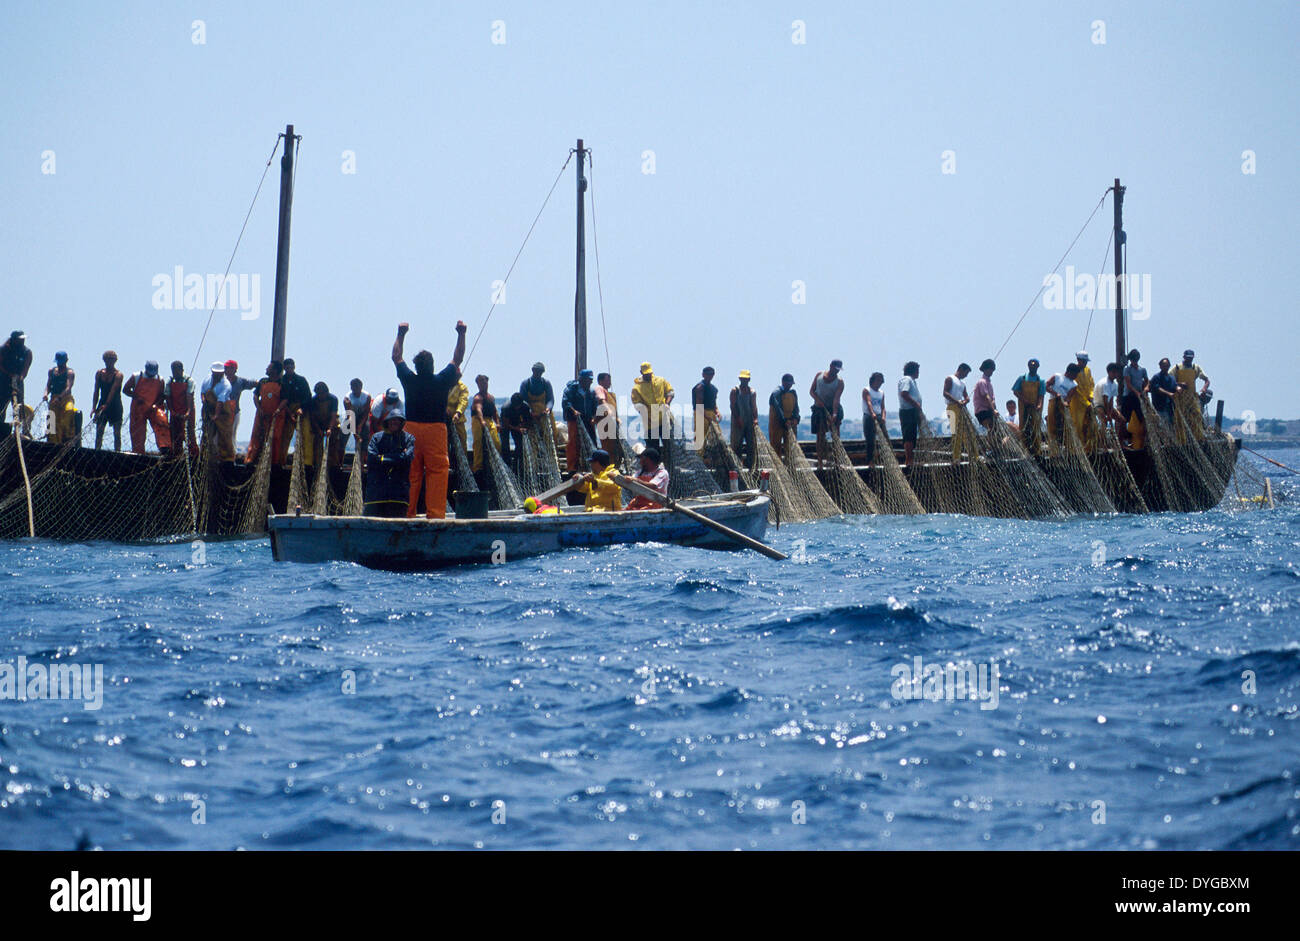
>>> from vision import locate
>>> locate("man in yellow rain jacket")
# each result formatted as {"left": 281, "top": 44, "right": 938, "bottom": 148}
{"left": 631, "top": 362, "right": 674, "bottom": 452}
{"left": 578, "top": 449, "right": 622, "bottom": 512}
{"left": 447, "top": 375, "right": 470, "bottom": 453}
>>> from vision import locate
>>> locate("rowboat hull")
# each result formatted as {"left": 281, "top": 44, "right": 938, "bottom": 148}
{"left": 267, "top": 493, "right": 771, "bottom": 570}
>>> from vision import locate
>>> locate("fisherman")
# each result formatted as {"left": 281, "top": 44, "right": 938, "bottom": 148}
{"left": 522, "top": 496, "right": 560, "bottom": 515}
{"left": 393, "top": 320, "right": 467, "bottom": 519}
{"left": 1097, "top": 363, "right": 1123, "bottom": 438}
{"left": 42, "top": 351, "right": 78, "bottom": 444}
{"left": 246, "top": 361, "right": 289, "bottom": 466}
{"left": 307, "top": 381, "right": 342, "bottom": 469}
{"left": 364, "top": 407, "right": 416, "bottom": 518}
{"left": 768, "top": 373, "right": 800, "bottom": 459}
{"left": 631, "top": 362, "right": 674, "bottom": 453}
{"left": 345, "top": 379, "right": 373, "bottom": 467}
{"left": 862, "top": 372, "right": 886, "bottom": 464}
{"left": 164, "top": 361, "right": 198, "bottom": 457}
{"left": 1174, "top": 349, "right": 1211, "bottom": 400}
{"left": 809, "top": 359, "right": 845, "bottom": 468}
{"left": 369, "top": 387, "right": 402, "bottom": 435}
{"left": 1150, "top": 358, "right": 1179, "bottom": 423}
{"left": 279, "top": 358, "right": 312, "bottom": 465}
{"left": 91, "top": 350, "right": 124, "bottom": 451}
{"left": 446, "top": 374, "right": 470, "bottom": 455}
{"left": 1120, "top": 349, "right": 1149, "bottom": 446}
{"left": 576, "top": 448, "right": 622, "bottom": 512}
{"left": 1004, "top": 399, "right": 1019, "bottom": 432}
{"left": 625, "top": 447, "right": 670, "bottom": 510}
{"left": 730, "top": 370, "right": 758, "bottom": 470}
{"left": 223, "top": 360, "right": 257, "bottom": 448}
{"left": 897, "top": 361, "right": 922, "bottom": 467}
{"left": 519, "top": 362, "right": 556, "bottom": 439}
{"left": 972, "top": 359, "right": 998, "bottom": 429}
{"left": 124, "top": 360, "right": 170, "bottom": 453}
{"left": 0, "top": 330, "right": 33, "bottom": 435}
{"left": 499, "top": 391, "right": 532, "bottom": 474}
{"left": 1045, "top": 363, "right": 1080, "bottom": 444}
{"left": 1074, "top": 352, "right": 1095, "bottom": 408}
{"left": 469, "top": 375, "right": 500, "bottom": 475}
{"left": 1011, "top": 358, "right": 1045, "bottom": 450}
{"left": 692, "top": 367, "right": 721, "bottom": 425}
{"left": 561, "top": 369, "right": 599, "bottom": 474}
{"left": 200, "top": 361, "right": 236, "bottom": 461}
{"left": 594, "top": 371, "right": 621, "bottom": 458}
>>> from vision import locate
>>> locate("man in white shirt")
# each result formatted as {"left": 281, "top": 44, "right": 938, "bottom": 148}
{"left": 897, "top": 361, "right": 922, "bottom": 467}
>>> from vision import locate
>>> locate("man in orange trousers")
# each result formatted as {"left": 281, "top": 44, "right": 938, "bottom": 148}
{"left": 392, "top": 319, "right": 466, "bottom": 519}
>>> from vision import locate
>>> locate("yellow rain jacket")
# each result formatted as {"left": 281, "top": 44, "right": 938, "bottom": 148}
{"left": 582, "top": 464, "right": 623, "bottom": 512}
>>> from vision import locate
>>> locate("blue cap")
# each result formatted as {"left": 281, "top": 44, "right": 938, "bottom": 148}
{"left": 54, "top": 351, "right": 67, "bottom": 362}
{"left": 590, "top": 449, "right": 611, "bottom": 465}
{"left": 579, "top": 369, "right": 594, "bottom": 379}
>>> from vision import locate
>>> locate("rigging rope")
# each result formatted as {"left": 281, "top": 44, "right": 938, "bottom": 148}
{"left": 994, "top": 189, "right": 1109, "bottom": 358}
{"left": 464, "top": 151, "right": 575, "bottom": 367}
{"left": 189, "top": 134, "right": 285, "bottom": 376}
{"left": 586, "top": 150, "right": 614, "bottom": 377}
{"left": 1081, "top": 222, "right": 1115, "bottom": 351}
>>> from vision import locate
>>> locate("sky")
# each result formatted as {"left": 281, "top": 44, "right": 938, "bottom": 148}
{"left": 2, "top": 1, "right": 1297, "bottom": 419}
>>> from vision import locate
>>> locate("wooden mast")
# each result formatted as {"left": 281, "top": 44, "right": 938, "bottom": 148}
{"left": 574, "top": 138, "right": 588, "bottom": 378}
{"left": 1112, "top": 177, "right": 1126, "bottom": 368}
{"left": 271, "top": 124, "right": 297, "bottom": 364}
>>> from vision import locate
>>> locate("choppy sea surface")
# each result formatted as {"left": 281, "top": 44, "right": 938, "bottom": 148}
{"left": 1, "top": 451, "right": 1297, "bottom": 850}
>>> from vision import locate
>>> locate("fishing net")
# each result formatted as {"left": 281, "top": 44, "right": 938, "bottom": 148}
{"left": 664, "top": 436, "right": 723, "bottom": 499}
{"left": 1138, "top": 397, "right": 1231, "bottom": 512}
{"left": 699, "top": 419, "right": 757, "bottom": 493}
{"left": 906, "top": 409, "right": 987, "bottom": 516}
{"left": 448, "top": 425, "right": 479, "bottom": 494}
{"left": 975, "top": 413, "right": 1072, "bottom": 520}
{"left": 1086, "top": 411, "right": 1148, "bottom": 514}
{"left": 339, "top": 442, "right": 364, "bottom": 515}
{"left": 0, "top": 430, "right": 197, "bottom": 540}
{"left": 1222, "top": 448, "right": 1274, "bottom": 510}
{"left": 1040, "top": 405, "right": 1116, "bottom": 514}
{"left": 747, "top": 427, "right": 822, "bottom": 523}
{"left": 781, "top": 432, "right": 843, "bottom": 518}
{"left": 483, "top": 434, "right": 525, "bottom": 509}
{"left": 814, "top": 430, "right": 881, "bottom": 515}
{"left": 285, "top": 416, "right": 309, "bottom": 513}
{"left": 863, "top": 418, "right": 926, "bottom": 515}
{"left": 517, "top": 418, "right": 562, "bottom": 496}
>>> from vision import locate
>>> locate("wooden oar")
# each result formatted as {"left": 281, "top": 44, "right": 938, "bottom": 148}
{"left": 530, "top": 476, "right": 584, "bottom": 505}
{"left": 610, "top": 473, "right": 786, "bottom": 560}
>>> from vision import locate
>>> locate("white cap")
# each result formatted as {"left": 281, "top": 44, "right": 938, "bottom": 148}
{"left": 1075, "top": 351, "right": 1089, "bottom": 361}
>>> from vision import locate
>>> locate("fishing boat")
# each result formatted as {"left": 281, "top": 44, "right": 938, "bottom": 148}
{"left": 269, "top": 491, "right": 771, "bottom": 570}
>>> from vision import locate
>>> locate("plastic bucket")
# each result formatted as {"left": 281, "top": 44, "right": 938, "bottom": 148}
{"left": 453, "top": 490, "right": 489, "bottom": 519}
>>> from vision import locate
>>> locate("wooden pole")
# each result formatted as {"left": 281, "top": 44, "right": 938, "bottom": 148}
{"left": 574, "top": 138, "right": 588, "bottom": 379}
{"left": 1214, "top": 399, "right": 1225, "bottom": 432}
{"left": 1113, "top": 177, "right": 1126, "bottom": 368}
{"left": 271, "top": 124, "right": 297, "bottom": 364}
{"left": 611, "top": 473, "right": 787, "bottom": 560}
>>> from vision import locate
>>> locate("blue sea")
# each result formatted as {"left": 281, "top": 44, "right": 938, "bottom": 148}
{"left": 2, "top": 451, "right": 1297, "bottom": 850}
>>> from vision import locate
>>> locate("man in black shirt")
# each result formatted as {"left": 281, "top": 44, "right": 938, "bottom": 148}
{"left": 280, "top": 357, "right": 312, "bottom": 466}
{"left": 392, "top": 320, "right": 466, "bottom": 518}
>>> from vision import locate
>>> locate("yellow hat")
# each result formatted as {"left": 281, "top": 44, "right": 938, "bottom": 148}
{"left": 524, "top": 497, "right": 539, "bottom": 512}
{"left": 738, "top": 369, "right": 751, "bottom": 379}
{"left": 639, "top": 361, "right": 653, "bottom": 374}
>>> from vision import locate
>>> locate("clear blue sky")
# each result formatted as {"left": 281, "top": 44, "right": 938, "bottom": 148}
{"left": 2, "top": 1, "right": 1296, "bottom": 418}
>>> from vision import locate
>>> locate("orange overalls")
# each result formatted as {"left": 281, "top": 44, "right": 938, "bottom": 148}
{"left": 165, "top": 378, "right": 198, "bottom": 456}
{"left": 129, "top": 375, "right": 170, "bottom": 453}
{"left": 406, "top": 421, "right": 450, "bottom": 519}
{"left": 245, "top": 379, "right": 287, "bottom": 465}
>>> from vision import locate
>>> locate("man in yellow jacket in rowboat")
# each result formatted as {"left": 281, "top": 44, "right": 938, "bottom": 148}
{"left": 577, "top": 448, "right": 622, "bottom": 512}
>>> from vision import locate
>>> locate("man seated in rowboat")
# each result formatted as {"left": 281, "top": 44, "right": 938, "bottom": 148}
{"left": 625, "top": 447, "right": 669, "bottom": 510}
{"left": 574, "top": 449, "right": 622, "bottom": 512}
